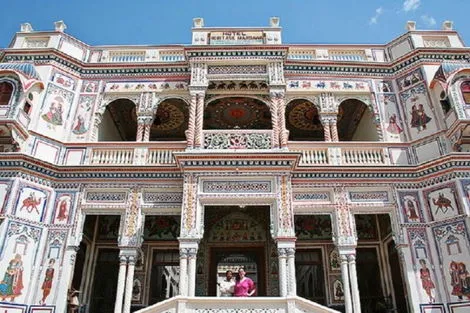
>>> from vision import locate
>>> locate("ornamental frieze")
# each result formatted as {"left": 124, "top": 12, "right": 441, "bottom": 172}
{"left": 202, "top": 181, "right": 272, "bottom": 193}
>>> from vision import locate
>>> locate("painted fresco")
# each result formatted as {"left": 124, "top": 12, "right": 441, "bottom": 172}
{"left": 329, "top": 249, "right": 340, "bottom": 271}
{"left": 0, "top": 181, "right": 12, "bottom": 214}
{"left": 0, "top": 221, "right": 42, "bottom": 303}
{"left": 70, "top": 95, "right": 95, "bottom": 138}
{"left": 460, "top": 179, "right": 470, "bottom": 207}
{"left": 377, "top": 80, "right": 393, "bottom": 93}
{"left": 400, "top": 82, "right": 437, "bottom": 139}
{"left": 37, "top": 84, "right": 74, "bottom": 140}
{"left": 104, "top": 81, "right": 187, "bottom": 92}
{"left": 433, "top": 221, "right": 470, "bottom": 301}
{"left": 208, "top": 212, "right": 266, "bottom": 242}
{"left": 33, "top": 229, "right": 67, "bottom": 307}
{"left": 398, "top": 191, "right": 425, "bottom": 223}
{"left": 355, "top": 214, "right": 378, "bottom": 240}
{"left": 143, "top": 216, "right": 179, "bottom": 240}
{"left": 287, "top": 80, "right": 369, "bottom": 92}
{"left": 407, "top": 228, "right": 439, "bottom": 303}
{"left": 51, "top": 193, "right": 74, "bottom": 225}
{"left": 294, "top": 215, "right": 332, "bottom": 240}
{"left": 380, "top": 94, "right": 405, "bottom": 142}
{"left": 397, "top": 69, "right": 423, "bottom": 91}
{"left": 97, "top": 215, "right": 121, "bottom": 240}
{"left": 331, "top": 278, "right": 345, "bottom": 303}
{"left": 81, "top": 80, "right": 99, "bottom": 93}
{"left": 424, "top": 184, "right": 461, "bottom": 222}
{"left": 51, "top": 71, "right": 76, "bottom": 91}
{"left": 13, "top": 185, "right": 49, "bottom": 223}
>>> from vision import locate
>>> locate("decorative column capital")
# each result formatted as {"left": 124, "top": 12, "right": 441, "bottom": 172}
{"left": 286, "top": 248, "right": 296, "bottom": 257}
{"left": 119, "top": 256, "right": 128, "bottom": 265}
{"left": 278, "top": 248, "right": 288, "bottom": 257}
{"left": 347, "top": 254, "right": 356, "bottom": 263}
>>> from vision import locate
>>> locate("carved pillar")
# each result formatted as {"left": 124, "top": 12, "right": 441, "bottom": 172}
{"left": 179, "top": 248, "right": 188, "bottom": 296}
{"left": 186, "top": 92, "right": 197, "bottom": 148}
{"left": 331, "top": 117, "right": 339, "bottom": 142}
{"left": 320, "top": 116, "right": 332, "bottom": 142}
{"left": 269, "top": 91, "right": 280, "bottom": 149}
{"left": 278, "top": 248, "right": 288, "bottom": 297}
{"left": 136, "top": 116, "right": 153, "bottom": 142}
{"left": 187, "top": 247, "right": 198, "bottom": 296}
{"left": 340, "top": 254, "right": 353, "bottom": 313}
{"left": 123, "top": 256, "right": 136, "bottom": 313}
{"left": 286, "top": 248, "right": 297, "bottom": 296}
{"left": 278, "top": 93, "right": 288, "bottom": 148}
{"left": 348, "top": 254, "right": 361, "bottom": 313}
{"left": 194, "top": 91, "right": 206, "bottom": 149}
{"left": 114, "top": 256, "right": 128, "bottom": 313}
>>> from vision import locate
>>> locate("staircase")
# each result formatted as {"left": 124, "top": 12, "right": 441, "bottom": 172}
{"left": 136, "top": 296, "right": 341, "bottom": 313}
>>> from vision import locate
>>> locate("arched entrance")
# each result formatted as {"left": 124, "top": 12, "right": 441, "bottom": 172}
{"left": 285, "top": 99, "right": 324, "bottom": 141}
{"left": 149, "top": 98, "right": 189, "bottom": 141}
{"left": 337, "top": 99, "right": 379, "bottom": 141}
{"left": 98, "top": 98, "right": 137, "bottom": 141}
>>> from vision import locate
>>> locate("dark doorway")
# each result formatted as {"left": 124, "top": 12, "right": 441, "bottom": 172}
{"left": 149, "top": 250, "right": 180, "bottom": 304}
{"left": 89, "top": 249, "right": 119, "bottom": 313}
{"left": 356, "top": 247, "right": 383, "bottom": 313}
{"left": 209, "top": 246, "right": 266, "bottom": 296}
{"left": 296, "top": 249, "right": 326, "bottom": 304}
{"left": 387, "top": 241, "right": 409, "bottom": 313}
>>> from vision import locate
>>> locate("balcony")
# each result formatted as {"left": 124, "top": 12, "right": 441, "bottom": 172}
{"left": 56, "top": 140, "right": 413, "bottom": 167}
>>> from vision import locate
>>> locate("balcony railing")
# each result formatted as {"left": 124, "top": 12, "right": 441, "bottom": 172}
{"left": 55, "top": 140, "right": 409, "bottom": 166}
{"left": 137, "top": 296, "right": 340, "bottom": 313}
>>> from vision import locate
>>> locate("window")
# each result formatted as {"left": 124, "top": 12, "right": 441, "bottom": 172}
{"left": 0, "top": 82, "right": 13, "bottom": 105}
{"left": 461, "top": 81, "right": 470, "bottom": 104}
{"left": 440, "top": 91, "right": 451, "bottom": 114}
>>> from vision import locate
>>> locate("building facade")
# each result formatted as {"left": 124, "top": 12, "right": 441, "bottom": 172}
{"left": 0, "top": 17, "right": 470, "bottom": 313}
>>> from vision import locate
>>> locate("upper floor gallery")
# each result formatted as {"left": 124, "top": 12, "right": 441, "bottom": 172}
{"left": 1, "top": 18, "right": 470, "bottom": 168}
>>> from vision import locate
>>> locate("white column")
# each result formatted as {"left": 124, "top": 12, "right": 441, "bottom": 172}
{"left": 114, "top": 256, "right": 128, "bottom": 313}
{"left": 340, "top": 254, "right": 353, "bottom": 313}
{"left": 123, "top": 256, "right": 136, "bottom": 313}
{"left": 286, "top": 248, "right": 296, "bottom": 296}
{"left": 278, "top": 248, "right": 288, "bottom": 297}
{"left": 187, "top": 248, "right": 198, "bottom": 297}
{"left": 348, "top": 254, "right": 361, "bottom": 313}
{"left": 179, "top": 249, "right": 188, "bottom": 296}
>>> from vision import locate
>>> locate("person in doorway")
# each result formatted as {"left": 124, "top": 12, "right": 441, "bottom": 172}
{"left": 218, "top": 270, "right": 235, "bottom": 297}
{"left": 234, "top": 267, "right": 255, "bottom": 297}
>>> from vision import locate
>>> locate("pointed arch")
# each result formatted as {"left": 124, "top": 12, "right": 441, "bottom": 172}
{"left": 285, "top": 98, "right": 324, "bottom": 141}
{"left": 337, "top": 98, "right": 379, "bottom": 141}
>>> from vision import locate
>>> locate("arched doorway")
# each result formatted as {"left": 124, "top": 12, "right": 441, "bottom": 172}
{"left": 204, "top": 97, "right": 271, "bottom": 130}
{"left": 337, "top": 99, "right": 379, "bottom": 141}
{"left": 98, "top": 99, "right": 137, "bottom": 141}
{"left": 0, "top": 81, "right": 13, "bottom": 106}
{"left": 149, "top": 98, "right": 189, "bottom": 141}
{"left": 285, "top": 99, "right": 324, "bottom": 141}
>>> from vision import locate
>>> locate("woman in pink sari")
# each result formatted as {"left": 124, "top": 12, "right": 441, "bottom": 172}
{"left": 234, "top": 268, "right": 255, "bottom": 297}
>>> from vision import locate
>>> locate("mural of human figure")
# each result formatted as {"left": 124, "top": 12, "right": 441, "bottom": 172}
{"left": 40, "top": 258, "right": 55, "bottom": 305}
{"left": 457, "top": 262, "right": 470, "bottom": 299}
{"left": 386, "top": 114, "right": 403, "bottom": 135}
{"left": 410, "top": 104, "right": 431, "bottom": 133}
{"left": 450, "top": 261, "right": 463, "bottom": 299}
{"left": 72, "top": 114, "right": 87, "bottom": 135}
{"left": 419, "top": 259, "right": 435, "bottom": 303}
{"left": 0, "top": 254, "right": 24, "bottom": 302}
{"left": 56, "top": 199, "right": 68, "bottom": 222}
{"left": 406, "top": 199, "right": 419, "bottom": 222}
{"left": 41, "top": 95, "right": 64, "bottom": 126}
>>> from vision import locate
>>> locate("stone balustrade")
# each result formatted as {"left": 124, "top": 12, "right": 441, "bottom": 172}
{"left": 136, "top": 296, "right": 340, "bottom": 313}
{"left": 58, "top": 141, "right": 405, "bottom": 166}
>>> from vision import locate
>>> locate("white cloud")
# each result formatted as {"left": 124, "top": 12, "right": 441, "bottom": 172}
{"left": 421, "top": 15, "right": 436, "bottom": 26}
{"left": 369, "top": 7, "right": 384, "bottom": 25}
{"left": 403, "top": 0, "right": 420, "bottom": 12}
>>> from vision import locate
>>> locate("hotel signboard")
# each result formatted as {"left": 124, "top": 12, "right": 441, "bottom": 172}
{"left": 209, "top": 31, "right": 265, "bottom": 45}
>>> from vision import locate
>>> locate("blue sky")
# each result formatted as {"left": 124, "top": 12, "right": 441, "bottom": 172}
{"left": 1, "top": 0, "right": 469, "bottom": 48}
